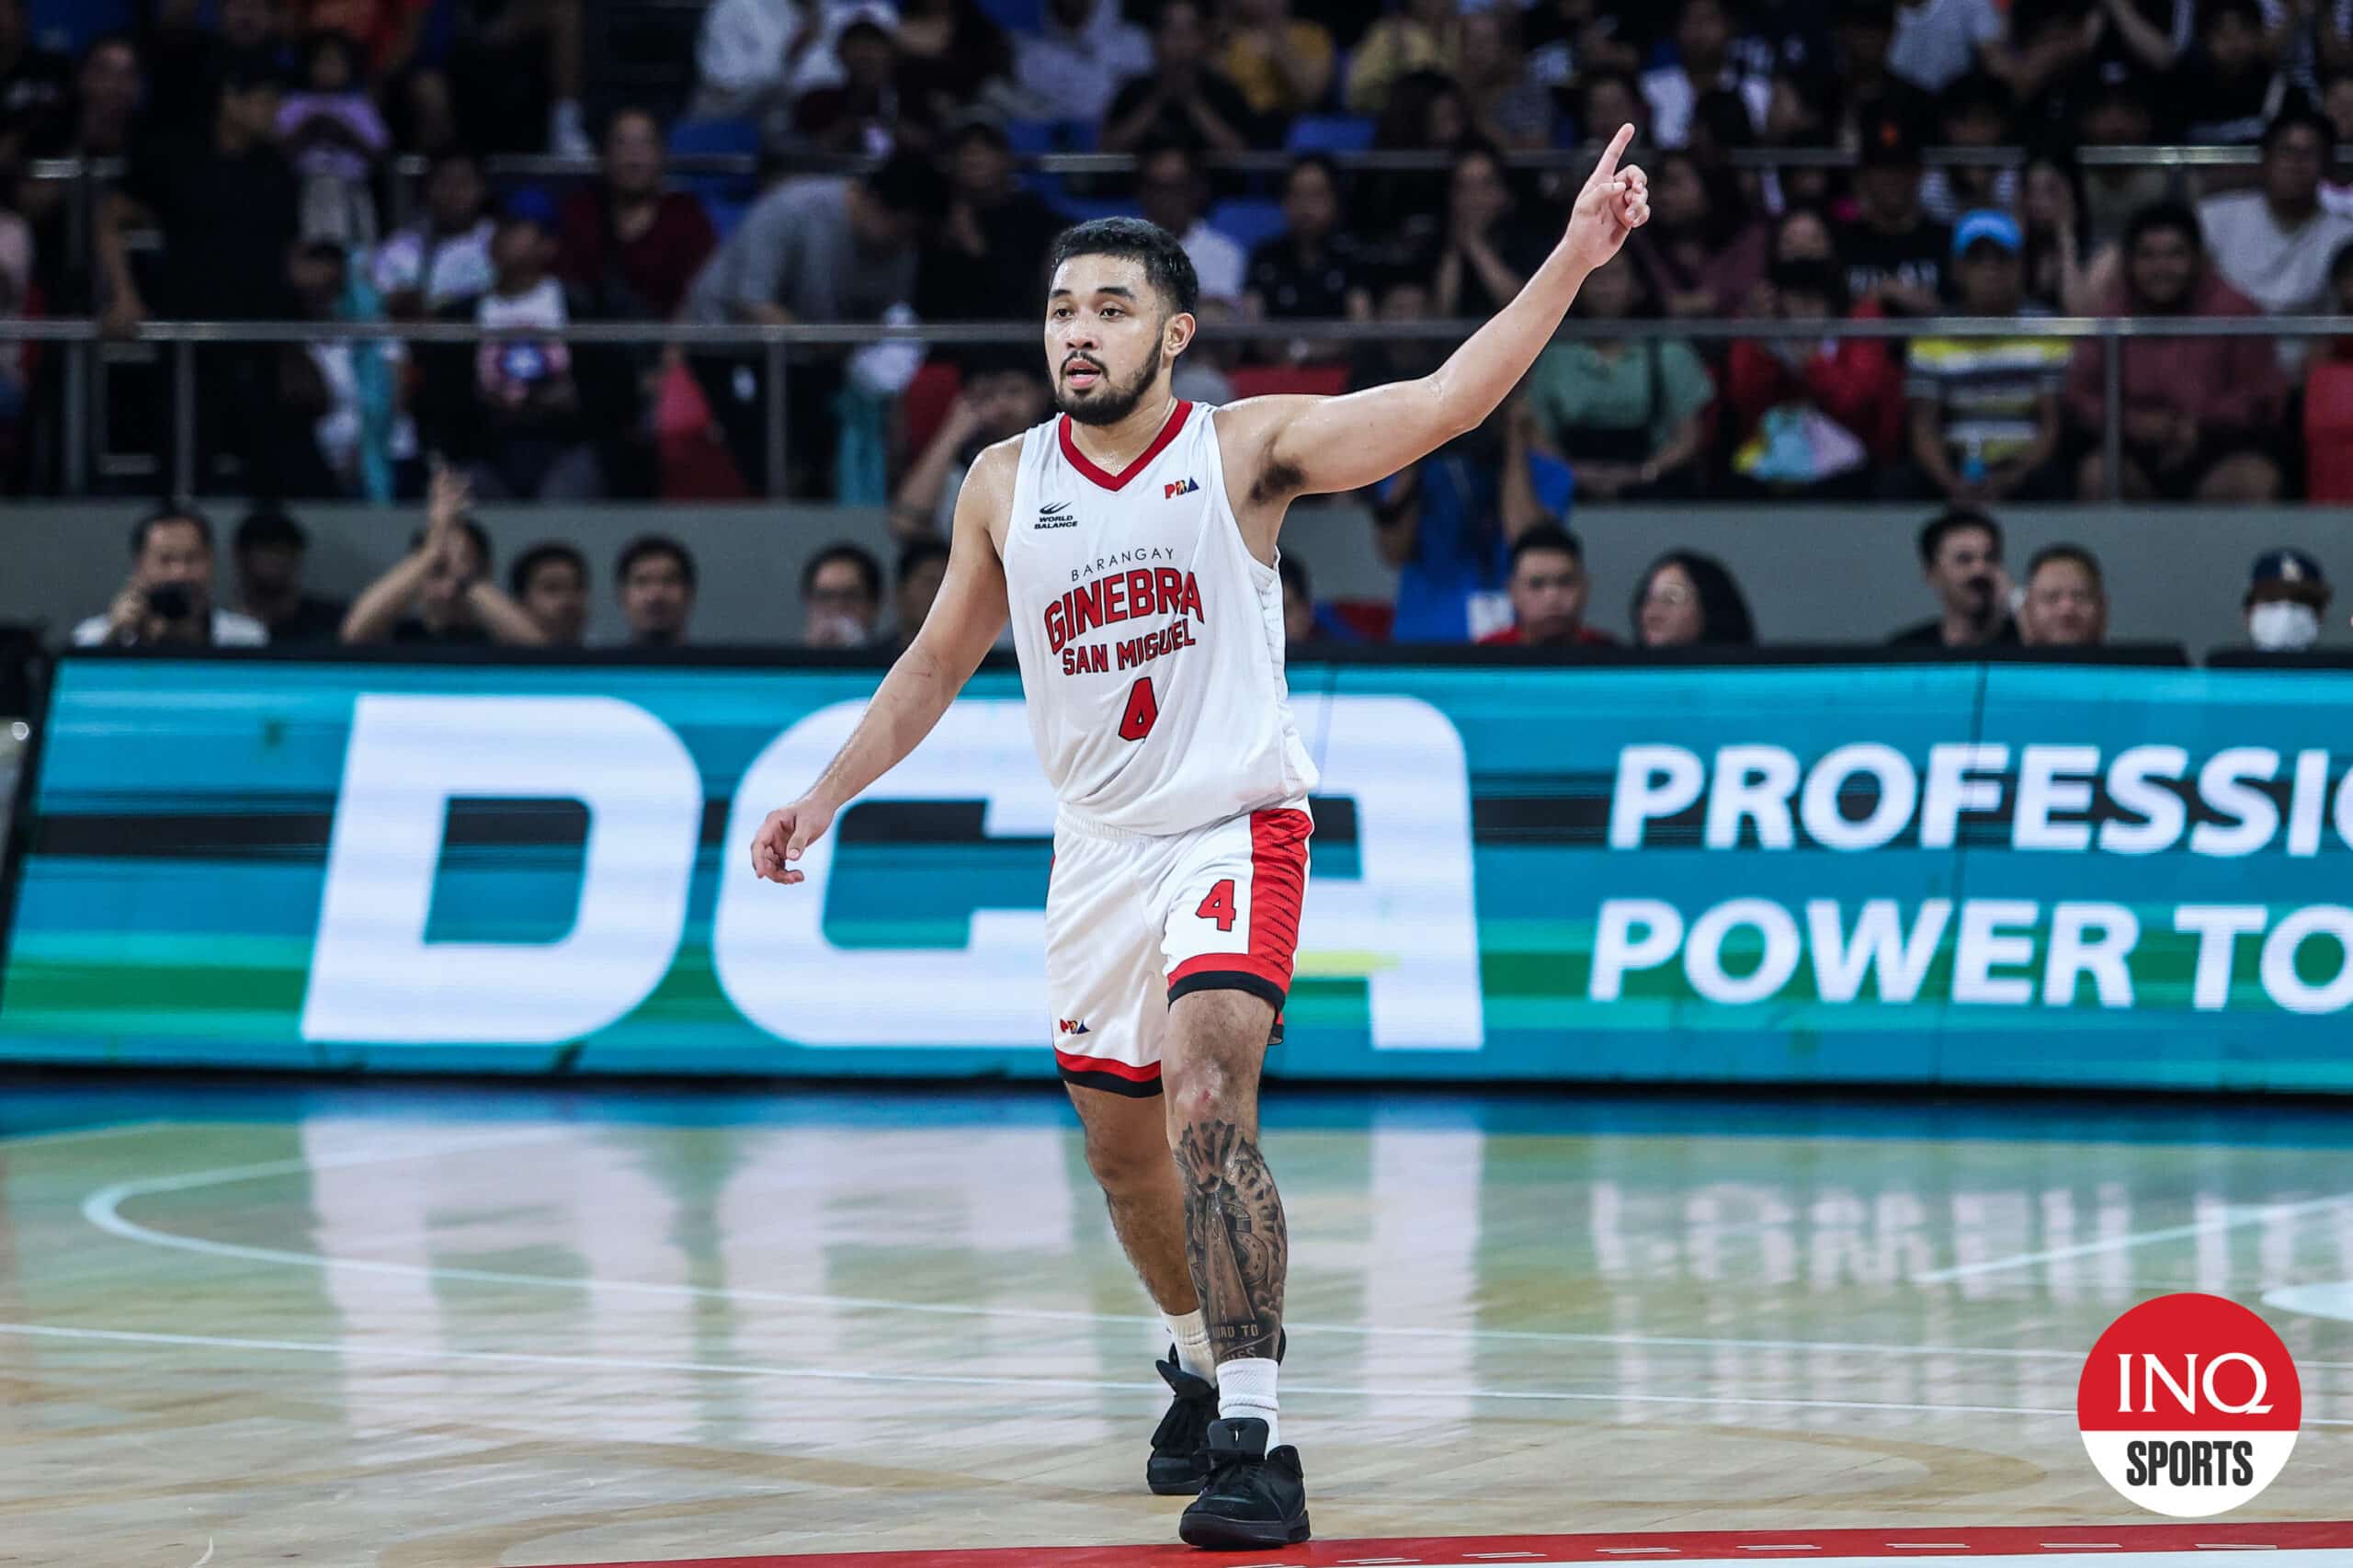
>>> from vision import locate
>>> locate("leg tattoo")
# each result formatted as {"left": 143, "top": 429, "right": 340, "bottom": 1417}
{"left": 1174, "top": 1119, "right": 1288, "bottom": 1362}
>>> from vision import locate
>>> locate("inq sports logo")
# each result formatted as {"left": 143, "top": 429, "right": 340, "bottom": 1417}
{"left": 2077, "top": 1293, "right": 2302, "bottom": 1518}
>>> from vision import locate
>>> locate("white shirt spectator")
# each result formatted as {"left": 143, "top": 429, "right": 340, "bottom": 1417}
{"left": 2197, "top": 188, "right": 2353, "bottom": 367}
{"left": 72, "top": 608, "right": 267, "bottom": 647}
{"left": 1638, "top": 64, "right": 1770, "bottom": 148}
{"left": 1889, "top": 0, "right": 2005, "bottom": 93}
{"left": 694, "top": 0, "right": 897, "bottom": 119}
{"left": 372, "top": 218, "right": 495, "bottom": 312}
{"left": 1182, "top": 221, "right": 1245, "bottom": 306}
{"left": 1014, "top": 0, "right": 1152, "bottom": 125}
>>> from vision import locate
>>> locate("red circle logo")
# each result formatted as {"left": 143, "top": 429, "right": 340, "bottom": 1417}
{"left": 2077, "top": 1293, "right": 2302, "bottom": 1517}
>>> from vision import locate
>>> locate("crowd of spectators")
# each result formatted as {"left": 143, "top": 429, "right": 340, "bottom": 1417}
{"left": 6, "top": 0, "right": 2353, "bottom": 651}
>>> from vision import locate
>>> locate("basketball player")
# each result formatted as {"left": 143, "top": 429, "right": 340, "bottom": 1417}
{"left": 752, "top": 126, "right": 1650, "bottom": 1549}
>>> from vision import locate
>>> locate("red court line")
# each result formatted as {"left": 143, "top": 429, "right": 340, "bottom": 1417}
{"left": 545, "top": 1520, "right": 2353, "bottom": 1568}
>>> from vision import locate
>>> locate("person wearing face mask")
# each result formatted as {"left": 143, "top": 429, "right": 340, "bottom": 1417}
{"left": 2245, "top": 549, "right": 2332, "bottom": 653}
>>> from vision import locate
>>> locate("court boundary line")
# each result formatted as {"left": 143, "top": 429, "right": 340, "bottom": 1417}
{"left": 74, "top": 1135, "right": 2353, "bottom": 1381}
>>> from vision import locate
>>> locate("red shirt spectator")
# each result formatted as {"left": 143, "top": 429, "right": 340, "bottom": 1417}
{"left": 1475, "top": 622, "right": 1614, "bottom": 646}
{"left": 1725, "top": 264, "right": 1906, "bottom": 469}
{"left": 557, "top": 107, "right": 717, "bottom": 319}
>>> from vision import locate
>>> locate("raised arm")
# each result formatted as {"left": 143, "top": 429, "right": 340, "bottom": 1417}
{"left": 1215, "top": 125, "right": 1650, "bottom": 529}
{"left": 750, "top": 438, "right": 1016, "bottom": 884}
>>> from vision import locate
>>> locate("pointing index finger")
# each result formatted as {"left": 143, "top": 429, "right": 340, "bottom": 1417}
{"left": 1595, "top": 122, "right": 1635, "bottom": 182}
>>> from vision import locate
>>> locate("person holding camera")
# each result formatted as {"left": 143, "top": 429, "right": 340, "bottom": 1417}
{"left": 73, "top": 508, "right": 269, "bottom": 649}
{"left": 338, "top": 464, "right": 548, "bottom": 646}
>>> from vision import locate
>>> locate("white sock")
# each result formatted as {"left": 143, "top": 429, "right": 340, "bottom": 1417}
{"left": 1166, "top": 1310, "right": 1217, "bottom": 1383}
{"left": 1217, "top": 1356, "right": 1279, "bottom": 1449}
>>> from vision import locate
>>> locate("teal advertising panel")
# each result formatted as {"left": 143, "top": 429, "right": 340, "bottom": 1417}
{"left": 2, "top": 654, "right": 2349, "bottom": 1090}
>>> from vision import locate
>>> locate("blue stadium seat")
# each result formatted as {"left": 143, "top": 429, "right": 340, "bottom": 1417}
{"left": 669, "top": 116, "right": 762, "bottom": 158}
{"left": 976, "top": 0, "right": 1044, "bottom": 30}
{"left": 30, "top": 0, "right": 132, "bottom": 51}
{"left": 1208, "top": 199, "right": 1288, "bottom": 256}
{"left": 1287, "top": 115, "right": 1376, "bottom": 153}
{"left": 668, "top": 117, "right": 763, "bottom": 210}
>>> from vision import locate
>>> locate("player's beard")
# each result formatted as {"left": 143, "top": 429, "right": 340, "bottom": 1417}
{"left": 1056, "top": 352, "right": 1161, "bottom": 426}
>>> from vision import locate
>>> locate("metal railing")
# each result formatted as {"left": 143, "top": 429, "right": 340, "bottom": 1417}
{"left": 2, "top": 312, "right": 2339, "bottom": 503}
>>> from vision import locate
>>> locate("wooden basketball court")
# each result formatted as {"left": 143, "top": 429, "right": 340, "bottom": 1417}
{"left": 0, "top": 1080, "right": 2346, "bottom": 1566}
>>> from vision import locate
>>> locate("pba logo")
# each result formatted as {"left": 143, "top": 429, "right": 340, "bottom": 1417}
{"left": 2076, "top": 1292, "right": 2301, "bottom": 1517}
{"left": 1163, "top": 476, "right": 1199, "bottom": 499}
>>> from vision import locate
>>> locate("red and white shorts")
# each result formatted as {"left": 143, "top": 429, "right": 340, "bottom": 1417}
{"left": 1045, "top": 802, "right": 1312, "bottom": 1097}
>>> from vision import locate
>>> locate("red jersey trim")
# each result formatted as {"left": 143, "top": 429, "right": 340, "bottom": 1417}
{"left": 1057, "top": 401, "right": 1194, "bottom": 492}
{"left": 1051, "top": 1046, "right": 1160, "bottom": 1083}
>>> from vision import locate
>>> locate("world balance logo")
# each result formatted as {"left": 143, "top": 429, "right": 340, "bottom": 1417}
{"left": 2077, "top": 1292, "right": 2302, "bottom": 1517}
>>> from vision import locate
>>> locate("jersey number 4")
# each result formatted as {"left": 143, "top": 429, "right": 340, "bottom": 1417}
{"left": 1117, "top": 676, "right": 1159, "bottom": 742}
{"left": 1196, "top": 878, "right": 1237, "bottom": 932}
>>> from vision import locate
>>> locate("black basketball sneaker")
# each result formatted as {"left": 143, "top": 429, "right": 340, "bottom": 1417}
{"left": 1146, "top": 1349, "right": 1219, "bottom": 1494}
{"left": 1177, "top": 1417, "right": 1311, "bottom": 1549}
{"left": 1146, "top": 1330, "right": 1288, "bottom": 1495}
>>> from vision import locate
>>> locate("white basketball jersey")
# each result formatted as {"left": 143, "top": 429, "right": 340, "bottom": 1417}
{"left": 1003, "top": 401, "right": 1318, "bottom": 836}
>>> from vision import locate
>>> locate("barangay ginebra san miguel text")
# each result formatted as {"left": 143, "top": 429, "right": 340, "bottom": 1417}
{"left": 1045, "top": 546, "right": 1208, "bottom": 676}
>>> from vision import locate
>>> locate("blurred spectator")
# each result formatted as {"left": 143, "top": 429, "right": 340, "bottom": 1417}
{"left": 1742, "top": 0, "right": 1837, "bottom": 79}
{"left": 2200, "top": 108, "right": 2353, "bottom": 367}
{"left": 278, "top": 30, "right": 389, "bottom": 248}
{"left": 1221, "top": 0, "right": 1335, "bottom": 128}
{"left": 892, "top": 534, "right": 949, "bottom": 649}
{"left": 287, "top": 237, "right": 415, "bottom": 500}
{"left": 17, "top": 33, "right": 140, "bottom": 308}
{"left": 803, "top": 540, "right": 884, "bottom": 646}
{"left": 557, "top": 108, "right": 717, "bottom": 321}
{"left": 232, "top": 507, "right": 348, "bottom": 644}
{"left": 1014, "top": 0, "right": 1151, "bottom": 127}
{"left": 1245, "top": 154, "right": 1374, "bottom": 347}
{"left": 1347, "top": 0, "right": 1459, "bottom": 116}
{"left": 894, "top": 0, "right": 1014, "bottom": 128}
{"left": 1137, "top": 140, "right": 1245, "bottom": 307}
{"left": 1526, "top": 0, "right": 1654, "bottom": 86}
{"left": 2172, "top": 0, "right": 2286, "bottom": 142}
{"left": 1476, "top": 524, "right": 1613, "bottom": 647}
{"left": 406, "top": 0, "right": 588, "bottom": 156}
{"left": 1457, "top": 7, "right": 1554, "bottom": 151}
{"left": 99, "top": 58, "right": 303, "bottom": 489}
{"left": 144, "top": 0, "right": 285, "bottom": 139}
{"left": 1631, "top": 151, "right": 1769, "bottom": 319}
{"left": 1572, "top": 65, "right": 1652, "bottom": 148}
{"left": 2077, "top": 65, "right": 2177, "bottom": 247}
{"left": 683, "top": 153, "right": 945, "bottom": 496}
{"left": 1888, "top": 0, "right": 2007, "bottom": 95}
{"left": 2017, "top": 543, "right": 2107, "bottom": 647}
{"left": 1726, "top": 257, "right": 1903, "bottom": 498}
{"left": 341, "top": 467, "right": 545, "bottom": 645}
{"left": 1641, "top": 0, "right": 1769, "bottom": 147}
{"left": 918, "top": 113, "right": 1065, "bottom": 323}
{"left": 793, "top": 10, "right": 912, "bottom": 155}
{"left": 689, "top": 0, "right": 838, "bottom": 123}
{"left": 1171, "top": 295, "right": 1240, "bottom": 404}
{"left": 2065, "top": 202, "right": 2285, "bottom": 501}
{"left": 1358, "top": 68, "right": 1469, "bottom": 244}
{"left": 891, "top": 351, "right": 1049, "bottom": 536}
{"left": 74, "top": 508, "right": 268, "bottom": 649}
{"left": 1523, "top": 261, "right": 1714, "bottom": 502}
{"left": 295, "top": 0, "right": 438, "bottom": 78}
{"left": 616, "top": 535, "right": 697, "bottom": 647}
{"left": 1900, "top": 211, "right": 2071, "bottom": 503}
{"left": 1988, "top": 0, "right": 2106, "bottom": 110}
{"left": 1631, "top": 551, "right": 1756, "bottom": 647}
{"left": 2245, "top": 547, "right": 2330, "bottom": 651}
{"left": 1427, "top": 141, "right": 1552, "bottom": 322}
{"left": 372, "top": 151, "right": 495, "bottom": 319}
{"left": 0, "top": 0, "right": 73, "bottom": 157}
{"left": 1887, "top": 506, "right": 2018, "bottom": 647}
{"left": 1825, "top": 0, "right": 1935, "bottom": 147}
{"left": 509, "top": 540, "right": 589, "bottom": 646}
{"left": 1839, "top": 109, "right": 1949, "bottom": 315}
{"left": 101, "top": 57, "right": 297, "bottom": 333}
{"left": 1279, "top": 551, "right": 1316, "bottom": 647}
{"left": 466, "top": 212, "right": 603, "bottom": 500}
{"left": 2017, "top": 151, "right": 2111, "bottom": 313}
{"left": 2326, "top": 73, "right": 2353, "bottom": 199}
{"left": 1773, "top": 203, "right": 1838, "bottom": 267}
{"left": 1104, "top": 0, "right": 1259, "bottom": 154}
{"left": 1362, "top": 291, "right": 1521, "bottom": 642}
{"left": 1919, "top": 72, "right": 2016, "bottom": 224}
